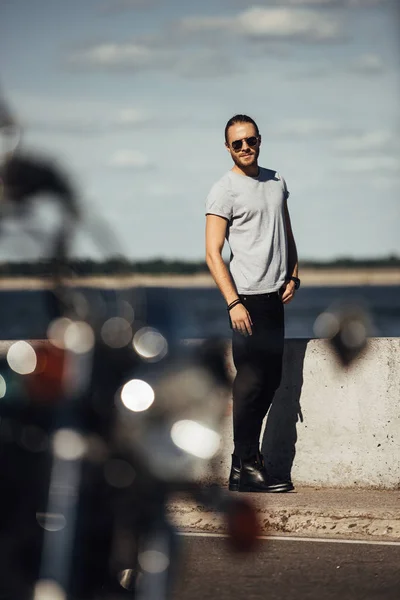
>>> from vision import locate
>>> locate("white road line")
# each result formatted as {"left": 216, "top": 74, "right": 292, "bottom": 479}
{"left": 179, "top": 532, "right": 400, "bottom": 547}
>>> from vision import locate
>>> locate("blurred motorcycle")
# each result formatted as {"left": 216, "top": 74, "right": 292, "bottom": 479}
{"left": 0, "top": 99, "right": 258, "bottom": 600}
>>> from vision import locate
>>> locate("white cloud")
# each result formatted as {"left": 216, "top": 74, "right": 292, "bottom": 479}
{"left": 102, "top": 0, "right": 391, "bottom": 10}
{"left": 66, "top": 7, "right": 346, "bottom": 76}
{"left": 235, "top": 0, "right": 390, "bottom": 6}
{"left": 68, "top": 43, "right": 166, "bottom": 70}
{"left": 67, "top": 41, "right": 238, "bottom": 78}
{"left": 335, "top": 130, "right": 400, "bottom": 153}
{"left": 272, "top": 118, "right": 348, "bottom": 138}
{"left": 286, "top": 0, "right": 340, "bottom": 4}
{"left": 369, "top": 173, "right": 400, "bottom": 191}
{"left": 99, "top": 0, "right": 159, "bottom": 12}
{"left": 24, "top": 104, "right": 151, "bottom": 135}
{"left": 108, "top": 149, "right": 151, "bottom": 169}
{"left": 176, "top": 49, "right": 239, "bottom": 78}
{"left": 69, "top": 5, "right": 344, "bottom": 74}
{"left": 112, "top": 108, "right": 151, "bottom": 126}
{"left": 349, "top": 54, "right": 386, "bottom": 74}
{"left": 179, "top": 8, "right": 342, "bottom": 42}
{"left": 290, "top": 52, "right": 387, "bottom": 80}
{"left": 344, "top": 0, "right": 391, "bottom": 5}
{"left": 27, "top": 118, "right": 105, "bottom": 135}
{"left": 341, "top": 155, "right": 399, "bottom": 173}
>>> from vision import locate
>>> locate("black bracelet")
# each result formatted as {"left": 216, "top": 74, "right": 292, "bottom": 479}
{"left": 227, "top": 299, "right": 241, "bottom": 312}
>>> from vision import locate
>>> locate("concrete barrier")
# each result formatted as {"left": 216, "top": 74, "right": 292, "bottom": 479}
{"left": 1, "top": 338, "right": 399, "bottom": 489}
{"left": 218, "top": 338, "right": 400, "bottom": 489}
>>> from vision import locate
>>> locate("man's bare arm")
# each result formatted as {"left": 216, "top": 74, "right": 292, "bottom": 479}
{"left": 285, "top": 200, "right": 298, "bottom": 279}
{"left": 205, "top": 214, "right": 238, "bottom": 305}
{"left": 205, "top": 214, "right": 252, "bottom": 335}
{"left": 281, "top": 201, "right": 299, "bottom": 304}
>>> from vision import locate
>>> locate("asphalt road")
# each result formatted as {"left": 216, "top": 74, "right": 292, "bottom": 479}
{"left": 173, "top": 535, "right": 400, "bottom": 600}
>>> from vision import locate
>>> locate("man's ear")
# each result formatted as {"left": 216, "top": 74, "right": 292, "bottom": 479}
{"left": 259, "top": 135, "right": 262, "bottom": 145}
{"left": 225, "top": 142, "right": 230, "bottom": 152}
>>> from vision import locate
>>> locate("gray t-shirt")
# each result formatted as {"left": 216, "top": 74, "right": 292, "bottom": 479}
{"left": 205, "top": 167, "right": 289, "bottom": 294}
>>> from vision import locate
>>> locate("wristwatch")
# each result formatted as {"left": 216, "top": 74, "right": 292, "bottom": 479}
{"left": 290, "top": 276, "right": 301, "bottom": 290}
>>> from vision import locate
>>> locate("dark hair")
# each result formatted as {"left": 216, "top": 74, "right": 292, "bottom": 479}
{"left": 224, "top": 114, "right": 259, "bottom": 143}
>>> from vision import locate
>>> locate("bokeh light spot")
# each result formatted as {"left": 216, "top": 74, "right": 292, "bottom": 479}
{"left": 133, "top": 327, "right": 168, "bottom": 362}
{"left": 341, "top": 320, "right": 367, "bottom": 349}
{"left": 138, "top": 550, "right": 170, "bottom": 574}
{"left": 171, "top": 420, "right": 221, "bottom": 459}
{"left": 313, "top": 311, "right": 340, "bottom": 339}
{"left": 7, "top": 341, "right": 37, "bottom": 375}
{"left": 0, "top": 374, "right": 6, "bottom": 398}
{"left": 47, "top": 318, "right": 72, "bottom": 349}
{"left": 118, "top": 569, "right": 136, "bottom": 591}
{"left": 52, "top": 429, "right": 87, "bottom": 461}
{"left": 64, "top": 321, "right": 95, "bottom": 354}
{"left": 36, "top": 512, "right": 67, "bottom": 532}
{"left": 34, "top": 579, "right": 66, "bottom": 600}
{"left": 120, "top": 300, "right": 135, "bottom": 324}
{"left": 120, "top": 379, "right": 155, "bottom": 412}
{"left": 101, "top": 317, "right": 132, "bottom": 348}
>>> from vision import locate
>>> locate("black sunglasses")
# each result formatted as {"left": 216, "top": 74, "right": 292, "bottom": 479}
{"left": 231, "top": 136, "right": 259, "bottom": 152}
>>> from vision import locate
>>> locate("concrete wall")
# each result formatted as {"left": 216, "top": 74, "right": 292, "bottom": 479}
{"left": 219, "top": 338, "right": 400, "bottom": 489}
{"left": 1, "top": 338, "right": 399, "bottom": 488}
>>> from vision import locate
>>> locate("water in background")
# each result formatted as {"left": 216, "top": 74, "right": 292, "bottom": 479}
{"left": 0, "top": 286, "right": 399, "bottom": 341}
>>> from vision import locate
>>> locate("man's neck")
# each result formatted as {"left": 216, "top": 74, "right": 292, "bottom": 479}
{"left": 231, "top": 164, "right": 260, "bottom": 178}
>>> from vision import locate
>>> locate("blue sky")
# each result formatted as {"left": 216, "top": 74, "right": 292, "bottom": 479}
{"left": 1, "top": 0, "right": 399, "bottom": 261}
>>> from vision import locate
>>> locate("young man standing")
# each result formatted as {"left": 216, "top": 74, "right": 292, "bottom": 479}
{"left": 205, "top": 114, "right": 300, "bottom": 493}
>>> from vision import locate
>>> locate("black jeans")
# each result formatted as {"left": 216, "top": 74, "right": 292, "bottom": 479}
{"left": 231, "top": 292, "right": 284, "bottom": 460}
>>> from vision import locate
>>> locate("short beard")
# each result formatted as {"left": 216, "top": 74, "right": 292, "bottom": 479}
{"left": 232, "top": 148, "right": 259, "bottom": 170}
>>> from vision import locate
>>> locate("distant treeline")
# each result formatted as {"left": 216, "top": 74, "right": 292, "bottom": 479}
{"left": 300, "top": 255, "right": 400, "bottom": 269}
{"left": 0, "top": 255, "right": 399, "bottom": 277}
{"left": 0, "top": 258, "right": 208, "bottom": 277}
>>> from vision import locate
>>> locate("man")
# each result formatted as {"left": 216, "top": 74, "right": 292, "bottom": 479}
{"left": 205, "top": 114, "right": 299, "bottom": 493}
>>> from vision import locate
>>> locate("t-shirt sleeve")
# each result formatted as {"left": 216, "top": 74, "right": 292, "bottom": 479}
{"left": 205, "top": 182, "right": 232, "bottom": 221}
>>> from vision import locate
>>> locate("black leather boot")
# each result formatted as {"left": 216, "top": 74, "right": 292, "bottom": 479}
{"left": 229, "top": 452, "right": 294, "bottom": 493}
{"left": 228, "top": 454, "right": 241, "bottom": 491}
